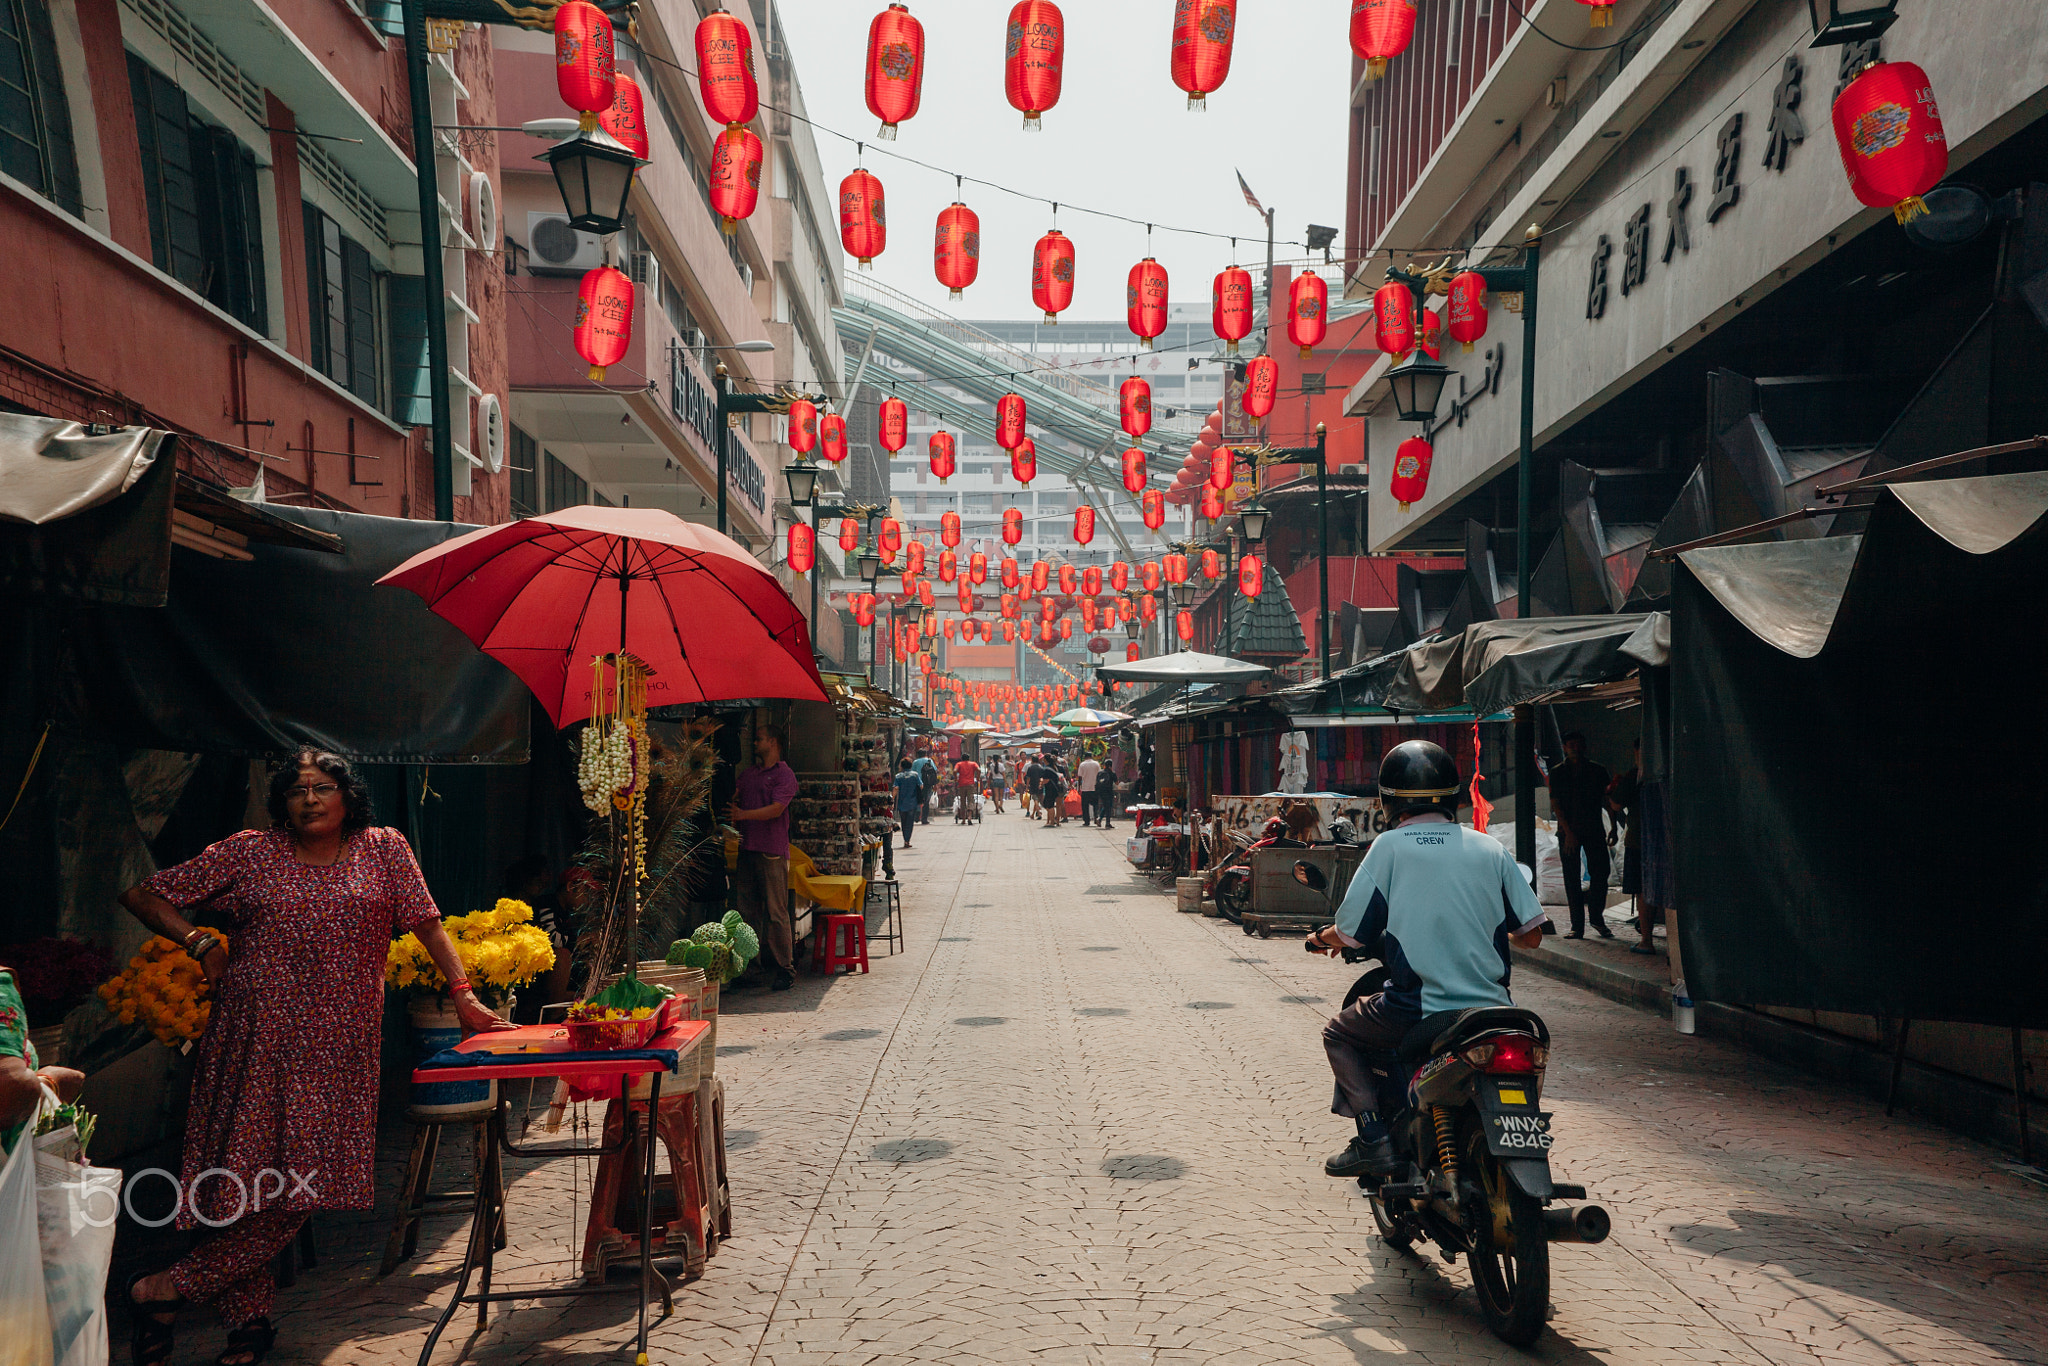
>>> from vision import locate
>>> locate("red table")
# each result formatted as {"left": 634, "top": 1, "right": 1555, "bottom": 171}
{"left": 407, "top": 1019, "right": 710, "bottom": 1366}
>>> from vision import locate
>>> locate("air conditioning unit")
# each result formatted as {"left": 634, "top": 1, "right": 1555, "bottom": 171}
{"left": 526, "top": 211, "right": 603, "bottom": 274}
{"left": 630, "top": 250, "right": 662, "bottom": 297}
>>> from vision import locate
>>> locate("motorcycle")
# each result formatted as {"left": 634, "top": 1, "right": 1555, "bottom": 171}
{"left": 1292, "top": 860, "right": 1610, "bottom": 1347}
{"left": 1209, "top": 820, "right": 1308, "bottom": 924}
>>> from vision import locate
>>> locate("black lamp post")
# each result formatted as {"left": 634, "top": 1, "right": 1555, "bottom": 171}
{"left": 1806, "top": 0, "right": 1898, "bottom": 45}
{"left": 1237, "top": 499, "right": 1271, "bottom": 546}
{"left": 536, "top": 128, "right": 645, "bottom": 235}
{"left": 1226, "top": 425, "right": 1330, "bottom": 679}
{"left": 1386, "top": 351, "right": 1455, "bottom": 425}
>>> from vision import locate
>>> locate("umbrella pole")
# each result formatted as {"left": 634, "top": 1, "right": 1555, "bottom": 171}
{"left": 618, "top": 562, "right": 638, "bottom": 981}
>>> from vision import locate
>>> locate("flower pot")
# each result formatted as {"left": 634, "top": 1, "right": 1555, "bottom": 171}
{"left": 406, "top": 997, "right": 497, "bottom": 1121}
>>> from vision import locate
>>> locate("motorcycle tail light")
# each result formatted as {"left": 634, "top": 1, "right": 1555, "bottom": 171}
{"left": 1461, "top": 1034, "right": 1547, "bottom": 1073}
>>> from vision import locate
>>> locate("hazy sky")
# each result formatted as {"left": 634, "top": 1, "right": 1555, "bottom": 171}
{"left": 770, "top": 0, "right": 1355, "bottom": 323}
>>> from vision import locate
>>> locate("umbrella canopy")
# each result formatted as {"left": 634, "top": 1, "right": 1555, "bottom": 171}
{"left": 1051, "top": 707, "right": 1129, "bottom": 724}
{"left": 377, "top": 506, "right": 826, "bottom": 727}
{"left": 1098, "top": 651, "right": 1272, "bottom": 684}
{"left": 944, "top": 718, "right": 994, "bottom": 733}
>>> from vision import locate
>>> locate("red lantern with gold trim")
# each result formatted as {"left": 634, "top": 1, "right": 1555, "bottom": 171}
{"left": 1000, "top": 592, "right": 1019, "bottom": 619}
{"left": 969, "top": 550, "right": 988, "bottom": 584}
{"left": 1200, "top": 548, "right": 1222, "bottom": 580}
{"left": 1080, "top": 598, "right": 1097, "bottom": 632}
{"left": 572, "top": 266, "right": 632, "bottom": 381}
{"left": 1421, "top": 307, "right": 1443, "bottom": 361}
{"left": 1139, "top": 593, "right": 1158, "bottom": 623}
{"left": 1213, "top": 265, "right": 1254, "bottom": 355}
{"left": 1011, "top": 438, "right": 1037, "bottom": 485}
{"left": 1199, "top": 485, "right": 1224, "bottom": 521}
{"left": 1002, "top": 507, "right": 1024, "bottom": 546}
{"left": 1038, "top": 597, "right": 1055, "bottom": 624}
{"left": 1171, "top": 0, "right": 1236, "bottom": 110}
{"left": 1119, "top": 376, "right": 1152, "bottom": 438}
{"left": 694, "top": 10, "right": 757, "bottom": 127}
{"left": 1109, "top": 561, "right": 1129, "bottom": 592}
{"left": 1388, "top": 436, "right": 1433, "bottom": 511}
{"left": 819, "top": 412, "right": 848, "bottom": 463}
{"left": 1237, "top": 552, "right": 1262, "bottom": 597}
{"left": 708, "top": 127, "right": 763, "bottom": 233}
{"left": 1121, "top": 447, "right": 1147, "bottom": 494}
{"left": 879, "top": 395, "right": 908, "bottom": 453}
{"left": 996, "top": 393, "right": 1027, "bottom": 450}
{"left": 940, "top": 510, "right": 961, "bottom": 547}
{"left": 934, "top": 201, "right": 980, "bottom": 299}
{"left": 1288, "top": 270, "right": 1328, "bottom": 358}
{"left": 1127, "top": 258, "right": 1169, "bottom": 347}
{"left": 1349, "top": 0, "right": 1415, "bottom": 81}
{"left": 786, "top": 398, "right": 817, "bottom": 454}
{"left": 942, "top": 618, "right": 955, "bottom": 641}
{"left": 840, "top": 169, "right": 886, "bottom": 268}
{"left": 786, "top": 522, "right": 815, "bottom": 573}
{"left": 1575, "top": 0, "right": 1614, "bottom": 28}
{"left": 1164, "top": 552, "right": 1189, "bottom": 585}
{"left": 1242, "top": 355, "right": 1278, "bottom": 420}
{"left": 938, "top": 549, "right": 956, "bottom": 582}
{"left": 879, "top": 516, "right": 902, "bottom": 560}
{"left": 918, "top": 579, "right": 935, "bottom": 607}
{"left": 1033, "top": 230, "right": 1075, "bottom": 324}
{"left": 1059, "top": 618, "right": 1073, "bottom": 642}
{"left": 1081, "top": 565, "right": 1103, "bottom": 596}
{"left": 1208, "top": 446, "right": 1234, "bottom": 492}
{"left": 1004, "top": 0, "right": 1064, "bottom": 131}
{"left": 1002, "top": 621, "right": 1017, "bottom": 643}
{"left": 555, "top": 2, "right": 616, "bottom": 129}
{"left": 1447, "top": 271, "right": 1488, "bottom": 352}
{"left": 1000, "top": 556, "right": 1019, "bottom": 589}
{"left": 1373, "top": 281, "right": 1415, "bottom": 357}
{"left": 928, "top": 430, "right": 956, "bottom": 482}
{"left": 905, "top": 540, "right": 926, "bottom": 574}
{"left": 865, "top": 4, "right": 924, "bottom": 140}
{"left": 1126, "top": 642, "right": 1142, "bottom": 662}
{"left": 1058, "top": 563, "right": 1078, "bottom": 595}
{"left": 1031, "top": 559, "right": 1050, "bottom": 593}
{"left": 1141, "top": 488, "right": 1165, "bottom": 531}
{"left": 1832, "top": 62, "right": 1948, "bottom": 225}
{"left": 838, "top": 517, "right": 860, "bottom": 553}
{"left": 599, "top": 71, "right": 648, "bottom": 158}
{"left": 1073, "top": 505, "right": 1095, "bottom": 546}
{"left": 1176, "top": 610, "right": 1194, "bottom": 643}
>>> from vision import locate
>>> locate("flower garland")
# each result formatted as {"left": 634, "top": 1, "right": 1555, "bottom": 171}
{"left": 576, "top": 652, "right": 653, "bottom": 884}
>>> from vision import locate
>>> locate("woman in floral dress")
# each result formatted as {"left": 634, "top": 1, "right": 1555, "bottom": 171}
{"left": 118, "top": 747, "right": 512, "bottom": 1366}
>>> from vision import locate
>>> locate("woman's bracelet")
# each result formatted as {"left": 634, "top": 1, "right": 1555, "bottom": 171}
{"left": 183, "top": 933, "right": 219, "bottom": 963}
{"left": 447, "top": 979, "right": 473, "bottom": 995}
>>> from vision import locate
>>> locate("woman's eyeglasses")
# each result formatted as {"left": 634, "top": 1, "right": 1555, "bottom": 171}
{"left": 286, "top": 783, "right": 341, "bottom": 802}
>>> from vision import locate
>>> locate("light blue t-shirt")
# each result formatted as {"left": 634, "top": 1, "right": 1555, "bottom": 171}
{"left": 1334, "top": 817, "right": 1547, "bottom": 1017}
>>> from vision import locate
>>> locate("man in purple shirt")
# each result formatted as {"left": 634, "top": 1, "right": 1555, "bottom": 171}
{"left": 726, "top": 723, "right": 799, "bottom": 990}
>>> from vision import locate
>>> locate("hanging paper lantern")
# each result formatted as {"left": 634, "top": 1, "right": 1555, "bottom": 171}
{"left": 555, "top": 2, "right": 616, "bottom": 129}
{"left": 1117, "top": 595, "right": 1135, "bottom": 621}
{"left": 1200, "top": 485, "right": 1225, "bottom": 521}
{"left": 1000, "top": 556, "right": 1020, "bottom": 589}
{"left": 906, "top": 540, "right": 927, "bottom": 574}
{"left": 879, "top": 395, "right": 909, "bottom": 452}
{"left": 1388, "top": 436, "right": 1433, "bottom": 511}
{"left": 1176, "top": 610, "right": 1194, "bottom": 643}
{"left": 1420, "top": 307, "right": 1443, "bottom": 361}
{"left": 1213, "top": 265, "right": 1254, "bottom": 355}
{"left": 865, "top": 4, "right": 925, "bottom": 140}
{"left": 599, "top": 71, "right": 649, "bottom": 159}
{"left": 1349, "top": 0, "right": 1417, "bottom": 79}
{"left": 1238, "top": 552, "right": 1266, "bottom": 598}
{"left": 1031, "top": 559, "right": 1050, "bottom": 592}
{"left": 1004, "top": 0, "right": 1064, "bottom": 131}
{"left": 933, "top": 201, "right": 981, "bottom": 300}
{"left": 1141, "top": 488, "right": 1165, "bottom": 531}
{"left": 1832, "top": 62, "right": 1949, "bottom": 225}
{"left": 1081, "top": 598, "right": 1097, "bottom": 631}
{"left": 787, "top": 522, "right": 815, "bottom": 573}
{"left": 1120, "top": 447, "right": 1148, "bottom": 494}
{"left": 1289, "top": 271, "right": 1329, "bottom": 358}
{"left": 1164, "top": 552, "right": 1189, "bottom": 585}
{"left": 1033, "top": 230, "right": 1076, "bottom": 324}
{"left": 1171, "top": 0, "right": 1236, "bottom": 110}
{"left": 1447, "top": 271, "right": 1489, "bottom": 352}
{"left": 707, "top": 127, "right": 764, "bottom": 233}
{"left": 1000, "top": 592, "right": 1019, "bottom": 618}
{"left": 1373, "top": 281, "right": 1415, "bottom": 357}
{"left": 854, "top": 594, "right": 876, "bottom": 627}
{"left": 838, "top": 517, "right": 861, "bottom": 553}
{"left": 943, "top": 619, "right": 955, "bottom": 640}
{"left": 1038, "top": 597, "right": 1056, "bottom": 623}
{"left": 1081, "top": 565, "right": 1103, "bottom": 596}
{"left": 1126, "top": 642, "right": 1142, "bottom": 662}
{"left": 694, "top": 11, "right": 757, "bottom": 127}
{"left": 1073, "top": 505, "right": 1095, "bottom": 546}
{"left": 1140, "top": 593, "right": 1158, "bottom": 622}
{"left": 929, "top": 430, "right": 956, "bottom": 482}
{"left": 899, "top": 571, "right": 916, "bottom": 598}
{"left": 957, "top": 583, "right": 974, "bottom": 613}
{"left": 918, "top": 579, "right": 935, "bottom": 607}
{"left": 1140, "top": 561, "right": 1162, "bottom": 592}
{"left": 1011, "top": 438, "right": 1038, "bottom": 485}
{"left": 1059, "top": 618, "right": 1073, "bottom": 641}
{"left": 938, "top": 549, "right": 957, "bottom": 582}
{"left": 969, "top": 551, "right": 988, "bottom": 584}
{"left": 1110, "top": 561, "right": 1129, "bottom": 592}
{"left": 1127, "top": 258, "right": 1169, "bottom": 348}
{"left": 572, "top": 266, "right": 633, "bottom": 381}
{"left": 1002, "top": 621, "right": 1016, "bottom": 642}
{"left": 786, "top": 397, "right": 818, "bottom": 454}
{"left": 819, "top": 412, "right": 848, "bottom": 463}
{"left": 996, "top": 393, "right": 1028, "bottom": 450}
{"left": 1002, "top": 507, "right": 1024, "bottom": 545}
{"left": 1208, "top": 446, "right": 1234, "bottom": 491}
{"left": 1201, "top": 548, "right": 1223, "bottom": 580}
{"left": 935, "top": 511, "right": 960, "bottom": 548}
{"left": 1242, "top": 355, "right": 1278, "bottom": 420}
{"left": 1575, "top": 0, "right": 1614, "bottom": 27}
{"left": 840, "top": 169, "right": 886, "bottom": 269}
{"left": 1120, "top": 376, "right": 1153, "bottom": 438}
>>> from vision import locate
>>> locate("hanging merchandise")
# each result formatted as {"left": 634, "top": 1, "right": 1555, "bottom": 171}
{"left": 786, "top": 397, "right": 818, "bottom": 453}
{"left": 1011, "top": 437, "right": 1038, "bottom": 484}
{"left": 1832, "top": 62, "right": 1948, "bottom": 224}
{"left": 1127, "top": 257, "right": 1169, "bottom": 347}
{"left": 1209, "top": 446, "right": 1234, "bottom": 491}
{"left": 1420, "top": 307, "right": 1443, "bottom": 361}
{"left": 1388, "top": 436, "right": 1433, "bottom": 511}
{"left": 1031, "top": 559, "right": 1051, "bottom": 592}
{"left": 1081, "top": 565, "right": 1103, "bottom": 595}
{"left": 1121, "top": 447, "right": 1147, "bottom": 494}
{"left": 879, "top": 395, "right": 909, "bottom": 452}
{"left": 1164, "top": 552, "right": 1189, "bottom": 585}
{"left": 599, "top": 71, "right": 649, "bottom": 158}
{"left": 840, "top": 168, "right": 887, "bottom": 268}
{"left": 969, "top": 550, "right": 989, "bottom": 584}
{"left": 1176, "top": 610, "right": 1194, "bottom": 642}
{"left": 786, "top": 522, "right": 815, "bottom": 573}
{"left": 1213, "top": 265, "right": 1254, "bottom": 355}
{"left": 1289, "top": 271, "right": 1329, "bottom": 358}
{"left": 694, "top": 10, "right": 758, "bottom": 127}
{"left": 1373, "top": 281, "right": 1415, "bottom": 357}
{"left": 1141, "top": 488, "right": 1165, "bottom": 530}
{"left": 1033, "top": 229, "right": 1076, "bottom": 323}
{"left": 1073, "top": 505, "right": 1095, "bottom": 546}
{"left": 1201, "top": 548, "right": 1222, "bottom": 580}
{"left": 1237, "top": 552, "right": 1262, "bottom": 597}
{"left": 1447, "top": 271, "right": 1489, "bottom": 352}
{"left": 1058, "top": 562, "right": 1078, "bottom": 594}
{"left": 1200, "top": 485, "right": 1224, "bottom": 520}
{"left": 838, "top": 517, "right": 861, "bottom": 552}
{"left": 880, "top": 517, "right": 903, "bottom": 557}
{"left": 572, "top": 266, "right": 633, "bottom": 380}
{"left": 1120, "top": 375, "right": 1152, "bottom": 437}
{"left": 1126, "top": 642, "right": 1142, "bottom": 662}
{"left": 1002, "top": 507, "right": 1025, "bottom": 544}
{"left": 819, "top": 411, "right": 848, "bottom": 463}
{"left": 929, "top": 429, "right": 956, "bottom": 482}
{"left": 936, "top": 548, "right": 954, "bottom": 583}
{"left": 708, "top": 127, "right": 764, "bottom": 232}
{"left": 1576, "top": 0, "right": 1614, "bottom": 27}
{"left": 865, "top": 4, "right": 925, "bottom": 140}
{"left": 1001, "top": 556, "right": 1020, "bottom": 588}
{"left": 906, "top": 540, "right": 927, "bottom": 573}
{"left": 1109, "top": 560, "right": 1129, "bottom": 591}
{"left": 555, "top": 1, "right": 617, "bottom": 130}
{"left": 1004, "top": 0, "right": 1065, "bottom": 131}
{"left": 1242, "top": 355, "right": 1278, "bottom": 419}
{"left": 996, "top": 393, "right": 1028, "bottom": 449}
{"left": 1170, "top": 0, "right": 1236, "bottom": 110}
{"left": 1140, "top": 593, "right": 1157, "bottom": 622}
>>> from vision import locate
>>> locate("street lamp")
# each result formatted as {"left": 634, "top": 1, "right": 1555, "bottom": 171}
{"left": 783, "top": 459, "right": 819, "bottom": 508}
{"left": 857, "top": 545, "right": 884, "bottom": 583}
{"left": 536, "top": 128, "right": 645, "bottom": 235}
{"left": 1385, "top": 351, "right": 1455, "bottom": 425}
{"left": 1237, "top": 499, "right": 1271, "bottom": 545}
{"left": 1806, "top": 0, "right": 1897, "bottom": 46}
{"left": 1123, "top": 616, "right": 1141, "bottom": 641}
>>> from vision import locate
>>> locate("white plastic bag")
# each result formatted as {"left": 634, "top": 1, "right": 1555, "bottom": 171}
{"left": 35, "top": 1123, "right": 117, "bottom": 1366}
{"left": 1484, "top": 822, "right": 1566, "bottom": 905}
{"left": 0, "top": 1091, "right": 57, "bottom": 1366}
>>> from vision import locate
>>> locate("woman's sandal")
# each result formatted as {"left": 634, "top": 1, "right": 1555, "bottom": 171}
{"left": 217, "top": 1317, "right": 278, "bottom": 1366}
{"left": 125, "top": 1270, "right": 184, "bottom": 1366}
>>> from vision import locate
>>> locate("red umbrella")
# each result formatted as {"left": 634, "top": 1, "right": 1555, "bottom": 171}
{"left": 377, "top": 507, "right": 826, "bottom": 726}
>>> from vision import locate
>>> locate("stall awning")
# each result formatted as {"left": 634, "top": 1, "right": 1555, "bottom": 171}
{"left": 1384, "top": 614, "right": 1659, "bottom": 717}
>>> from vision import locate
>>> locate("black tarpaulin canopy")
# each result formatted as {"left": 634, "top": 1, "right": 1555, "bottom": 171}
{"left": 1383, "top": 615, "right": 1659, "bottom": 718}
{"left": 1673, "top": 470, "right": 2048, "bottom": 1026}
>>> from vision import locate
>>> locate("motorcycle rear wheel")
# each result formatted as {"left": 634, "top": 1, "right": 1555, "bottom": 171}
{"left": 1465, "top": 1129, "right": 1549, "bottom": 1347}
{"left": 1368, "top": 1192, "right": 1416, "bottom": 1251}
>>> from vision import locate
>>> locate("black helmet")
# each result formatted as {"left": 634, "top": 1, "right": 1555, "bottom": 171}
{"left": 1376, "top": 740, "right": 1462, "bottom": 819}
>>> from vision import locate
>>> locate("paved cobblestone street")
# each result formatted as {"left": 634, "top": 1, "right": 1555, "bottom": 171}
{"left": 176, "top": 814, "right": 2048, "bottom": 1366}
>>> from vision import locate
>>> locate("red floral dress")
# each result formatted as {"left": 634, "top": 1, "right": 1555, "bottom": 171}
{"left": 144, "top": 826, "right": 440, "bottom": 1225}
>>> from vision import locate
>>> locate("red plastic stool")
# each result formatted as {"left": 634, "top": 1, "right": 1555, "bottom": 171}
{"left": 812, "top": 913, "right": 870, "bottom": 975}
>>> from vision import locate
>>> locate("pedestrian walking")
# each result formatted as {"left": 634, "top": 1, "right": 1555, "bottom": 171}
{"left": 893, "top": 758, "right": 924, "bottom": 847}
{"left": 914, "top": 749, "right": 938, "bottom": 825}
{"left": 1042, "top": 760, "right": 1067, "bottom": 828}
{"left": 1076, "top": 753, "right": 1101, "bottom": 826}
{"left": 1610, "top": 740, "right": 1662, "bottom": 955}
{"left": 1547, "top": 732, "right": 1614, "bottom": 939}
{"left": 728, "top": 723, "right": 800, "bottom": 990}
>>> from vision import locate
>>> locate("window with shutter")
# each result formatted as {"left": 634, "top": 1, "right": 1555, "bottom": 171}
{"left": 129, "top": 53, "right": 265, "bottom": 331}
{"left": 0, "top": 0, "right": 80, "bottom": 215}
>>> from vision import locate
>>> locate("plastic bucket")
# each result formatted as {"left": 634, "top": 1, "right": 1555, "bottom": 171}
{"left": 407, "top": 998, "right": 496, "bottom": 1120}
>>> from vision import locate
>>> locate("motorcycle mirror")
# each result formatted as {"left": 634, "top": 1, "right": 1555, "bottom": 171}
{"left": 1292, "top": 860, "right": 1327, "bottom": 891}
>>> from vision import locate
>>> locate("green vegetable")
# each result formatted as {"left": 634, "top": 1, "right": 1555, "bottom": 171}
{"left": 722, "top": 912, "right": 760, "bottom": 964}
{"left": 590, "top": 976, "right": 672, "bottom": 1012}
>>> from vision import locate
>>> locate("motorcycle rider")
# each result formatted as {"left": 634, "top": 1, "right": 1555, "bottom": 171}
{"left": 1308, "top": 741, "right": 1550, "bottom": 1178}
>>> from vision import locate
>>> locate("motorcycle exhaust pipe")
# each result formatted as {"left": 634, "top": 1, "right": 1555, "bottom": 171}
{"left": 1542, "top": 1205, "right": 1611, "bottom": 1245}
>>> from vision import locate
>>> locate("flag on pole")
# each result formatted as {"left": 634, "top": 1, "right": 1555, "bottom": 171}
{"left": 1236, "top": 170, "right": 1265, "bottom": 216}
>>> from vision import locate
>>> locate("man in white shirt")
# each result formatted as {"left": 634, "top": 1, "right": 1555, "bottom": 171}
{"left": 1076, "top": 755, "right": 1101, "bottom": 826}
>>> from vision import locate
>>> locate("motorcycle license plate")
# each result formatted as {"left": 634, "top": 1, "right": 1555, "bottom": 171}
{"left": 1477, "top": 1078, "right": 1553, "bottom": 1155}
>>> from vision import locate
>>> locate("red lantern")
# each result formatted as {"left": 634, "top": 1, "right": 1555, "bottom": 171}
{"left": 1033, "top": 230, "right": 1075, "bottom": 324}
{"left": 906, "top": 540, "right": 926, "bottom": 574}
{"left": 942, "top": 618, "right": 955, "bottom": 641}
{"left": 1237, "top": 553, "right": 1262, "bottom": 597}
{"left": 1832, "top": 62, "right": 1949, "bottom": 225}
{"left": 1038, "top": 597, "right": 1055, "bottom": 623}
{"left": 1447, "top": 271, "right": 1488, "bottom": 352}
{"left": 1176, "top": 610, "right": 1194, "bottom": 643}
{"left": 708, "top": 127, "right": 764, "bottom": 233}
{"left": 1110, "top": 561, "right": 1129, "bottom": 591}
{"left": 969, "top": 551, "right": 988, "bottom": 584}
{"left": 1117, "top": 595, "right": 1134, "bottom": 621}
{"left": 1201, "top": 548, "right": 1222, "bottom": 580}
{"left": 1059, "top": 618, "right": 1073, "bottom": 642}
{"left": 1081, "top": 565, "right": 1103, "bottom": 596}
{"left": 940, "top": 511, "right": 961, "bottom": 547}
{"left": 694, "top": 10, "right": 757, "bottom": 127}
{"left": 1126, "top": 642, "right": 1142, "bottom": 662}
{"left": 1374, "top": 281, "right": 1415, "bottom": 357}
{"left": 786, "top": 398, "right": 818, "bottom": 454}
{"left": 1200, "top": 485, "right": 1224, "bottom": 521}
{"left": 1576, "top": 0, "right": 1614, "bottom": 28}
{"left": 1001, "top": 556, "right": 1020, "bottom": 589}
{"left": 880, "top": 517, "right": 902, "bottom": 558}
{"left": 1242, "top": 355, "right": 1278, "bottom": 419}
{"left": 899, "top": 571, "right": 915, "bottom": 598}
{"left": 865, "top": 5, "right": 925, "bottom": 140}
{"left": 1000, "top": 592, "right": 1019, "bottom": 618}
{"left": 555, "top": 2, "right": 616, "bottom": 128}
{"left": 599, "top": 71, "right": 649, "bottom": 159}
{"left": 1054, "top": 563, "right": 1074, "bottom": 596}
{"left": 1141, "top": 488, "right": 1165, "bottom": 531}
{"left": 958, "top": 583, "right": 974, "bottom": 614}
{"left": 1011, "top": 438, "right": 1038, "bottom": 485}
{"left": 1289, "top": 271, "right": 1329, "bottom": 358}
{"left": 1002, "top": 622, "right": 1016, "bottom": 642}
{"left": 1002, "top": 508, "right": 1024, "bottom": 545}
{"left": 879, "top": 395, "right": 908, "bottom": 452}
{"left": 1140, "top": 593, "right": 1158, "bottom": 623}
{"left": 918, "top": 579, "right": 935, "bottom": 607}
{"left": 1121, "top": 447, "right": 1147, "bottom": 494}
{"left": 573, "top": 266, "right": 632, "bottom": 381}
{"left": 1421, "top": 307, "right": 1443, "bottom": 361}
{"left": 1120, "top": 376, "right": 1152, "bottom": 438}
{"left": 929, "top": 430, "right": 956, "bottom": 482}
{"left": 938, "top": 549, "right": 956, "bottom": 582}
{"left": 840, "top": 169, "right": 886, "bottom": 269}
{"left": 1004, "top": 0, "right": 1064, "bottom": 131}
{"left": 1031, "top": 559, "right": 1050, "bottom": 593}
{"left": 1164, "top": 552, "right": 1189, "bottom": 585}
{"left": 1349, "top": 0, "right": 1416, "bottom": 79}
{"left": 1171, "top": 0, "right": 1236, "bottom": 110}
{"left": 1388, "top": 436, "right": 1433, "bottom": 511}
{"left": 819, "top": 412, "right": 848, "bottom": 463}
{"left": 1081, "top": 598, "right": 1097, "bottom": 631}
{"left": 838, "top": 517, "right": 860, "bottom": 552}
{"left": 1127, "top": 258, "right": 1169, "bottom": 348}
{"left": 1213, "top": 265, "right": 1254, "bottom": 355}
{"left": 1073, "top": 505, "right": 1095, "bottom": 546}
{"left": 996, "top": 393, "right": 1028, "bottom": 450}
{"left": 934, "top": 202, "right": 980, "bottom": 300}
{"left": 1208, "top": 446, "right": 1234, "bottom": 491}
{"left": 787, "top": 522, "right": 815, "bottom": 573}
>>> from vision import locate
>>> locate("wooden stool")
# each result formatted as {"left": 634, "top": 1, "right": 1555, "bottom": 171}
{"left": 811, "top": 913, "right": 870, "bottom": 975}
{"left": 865, "top": 879, "right": 903, "bottom": 955}
{"left": 581, "top": 1089, "right": 712, "bottom": 1282}
{"left": 698, "top": 1075, "right": 730, "bottom": 1241}
{"left": 380, "top": 1117, "right": 504, "bottom": 1276}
